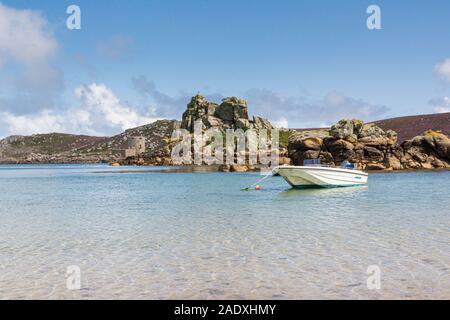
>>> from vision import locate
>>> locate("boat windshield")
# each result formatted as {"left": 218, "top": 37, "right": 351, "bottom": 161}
{"left": 340, "top": 160, "right": 355, "bottom": 170}
{"left": 303, "top": 159, "right": 322, "bottom": 167}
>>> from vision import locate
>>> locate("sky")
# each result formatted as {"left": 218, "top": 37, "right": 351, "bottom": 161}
{"left": 1, "top": 0, "right": 450, "bottom": 137}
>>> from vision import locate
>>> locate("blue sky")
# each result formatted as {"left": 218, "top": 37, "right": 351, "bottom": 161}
{"left": 1, "top": 0, "right": 450, "bottom": 136}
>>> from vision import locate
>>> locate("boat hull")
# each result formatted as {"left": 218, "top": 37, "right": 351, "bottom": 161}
{"left": 276, "top": 166, "right": 368, "bottom": 188}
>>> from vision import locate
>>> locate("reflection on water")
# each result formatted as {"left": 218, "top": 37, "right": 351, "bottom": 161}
{"left": 0, "top": 165, "right": 449, "bottom": 299}
{"left": 279, "top": 185, "right": 369, "bottom": 198}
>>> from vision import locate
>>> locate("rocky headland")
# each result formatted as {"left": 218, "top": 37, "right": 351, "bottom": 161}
{"left": 121, "top": 94, "right": 291, "bottom": 171}
{"left": 0, "top": 120, "right": 179, "bottom": 165}
{"left": 289, "top": 119, "right": 450, "bottom": 170}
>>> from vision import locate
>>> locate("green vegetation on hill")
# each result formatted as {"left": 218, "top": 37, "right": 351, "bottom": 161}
{"left": 279, "top": 130, "right": 294, "bottom": 148}
{"left": 7, "top": 133, "right": 106, "bottom": 154}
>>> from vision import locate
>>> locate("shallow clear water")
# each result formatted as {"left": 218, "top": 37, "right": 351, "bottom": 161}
{"left": 0, "top": 164, "right": 449, "bottom": 299}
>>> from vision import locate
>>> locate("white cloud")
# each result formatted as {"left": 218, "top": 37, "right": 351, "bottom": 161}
{"left": 131, "top": 75, "right": 225, "bottom": 119}
{"left": 0, "top": 3, "right": 63, "bottom": 114}
{"left": 243, "top": 89, "right": 389, "bottom": 128}
{"left": 435, "top": 106, "right": 450, "bottom": 113}
{"left": 75, "top": 83, "right": 158, "bottom": 131}
{"left": 271, "top": 117, "right": 289, "bottom": 129}
{"left": 1, "top": 110, "right": 65, "bottom": 136}
{"left": 0, "top": 4, "right": 57, "bottom": 64}
{"left": 435, "top": 58, "right": 450, "bottom": 81}
{"left": 429, "top": 97, "right": 450, "bottom": 114}
{"left": 1, "top": 83, "right": 161, "bottom": 136}
{"left": 131, "top": 79, "right": 384, "bottom": 129}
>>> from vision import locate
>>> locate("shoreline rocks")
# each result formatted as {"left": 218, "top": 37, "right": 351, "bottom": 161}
{"left": 288, "top": 119, "right": 450, "bottom": 171}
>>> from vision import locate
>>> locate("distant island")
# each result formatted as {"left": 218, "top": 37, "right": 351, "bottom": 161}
{"left": 1, "top": 94, "right": 449, "bottom": 171}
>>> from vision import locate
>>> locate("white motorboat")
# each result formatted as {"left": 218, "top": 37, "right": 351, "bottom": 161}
{"left": 275, "top": 160, "right": 368, "bottom": 188}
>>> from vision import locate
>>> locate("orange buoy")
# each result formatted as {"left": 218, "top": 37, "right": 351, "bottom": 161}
{"left": 255, "top": 185, "right": 262, "bottom": 191}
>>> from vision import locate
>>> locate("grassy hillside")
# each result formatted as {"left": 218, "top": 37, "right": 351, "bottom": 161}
{"left": 294, "top": 112, "right": 450, "bottom": 143}
{"left": 373, "top": 112, "right": 450, "bottom": 143}
{"left": 73, "top": 120, "right": 180, "bottom": 155}
{"left": 0, "top": 133, "right": 109, "bottom": 159}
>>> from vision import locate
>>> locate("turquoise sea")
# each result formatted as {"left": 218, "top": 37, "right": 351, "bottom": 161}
{"left": 0, "top": 164, "right": 449, "bottom": 299}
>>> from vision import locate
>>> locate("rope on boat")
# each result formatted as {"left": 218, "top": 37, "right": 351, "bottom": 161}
{"left": 241, "top": 168, "right": 276, "bottom": 191}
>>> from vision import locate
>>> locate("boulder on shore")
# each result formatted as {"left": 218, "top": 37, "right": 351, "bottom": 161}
{"left": 288, "top": 119, "right": 450, "bottom": 170}
{"left": 400, "top": 130, "right": 450, "bottom": 169}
